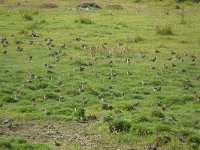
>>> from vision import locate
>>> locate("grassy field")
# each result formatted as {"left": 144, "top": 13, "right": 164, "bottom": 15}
{"left": 0, "top": 0, "right": 200, "bottom": 149}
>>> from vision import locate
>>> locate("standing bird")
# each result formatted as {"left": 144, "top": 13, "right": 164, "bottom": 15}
{"left": 43, "top": 109, "right": 51, "bottom": 115}
{"left": 170, "top": 50, "right": 176, "bottom": 55}
{"left": 172, "top": 63, "right": 176, "bottom": 67}
{"left": 54, "top": 141, "right": 61, "bottom": 146}
{"left": 16, "top": 46, "right": 23, "bottom": 52}
{"left": 126, "top": 58, "right": 131, "bottom": 64}
{"left": 149, "top": 57, "right": 157, "bottom": 62}
{"left": 166, "top": 57, "right": 172, "bottom": 61}
{"left": 150, "top": 65, "right": 155, "bottom": 70}
{"left": 28, "top": 56, "right": 32, "bottom": 61}
{"left": 155, "top": 50, "right": 160, "bottom": 53}
{"left": 163, "top": 64, "right": 168, "bottom": 68}
{"left": 154, "top": 86, "right": 161, "bottom": 92}
{"left": 2, "top": 50, "right": 7, "bottom": 54}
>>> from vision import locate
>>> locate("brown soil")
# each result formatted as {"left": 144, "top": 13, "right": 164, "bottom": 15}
{"left": 0, "top": 119, "right": 105, "bottom": 150}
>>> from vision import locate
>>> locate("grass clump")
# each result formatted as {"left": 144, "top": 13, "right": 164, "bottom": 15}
{"left": 109, "top": 120, "right": 131, "bottom": 132}
{"left": 74, "top": 17, "right": 93, "bottom": 24}
{"left": 134, "top": 0, "right": 141, "bottom": 3}
{"left": 156, "top": 135, "right": 171, "bottom": 146}
{"left": 155, "top": 25, "right": 173, "bottom": 35}
{"left": 3, "top": 96, "right": 16, "bottom": 103}
{"left": 176, "top": 0, "right": 186, "bottom": 3}
{"left": 74, "top": 107, "right": 85, "bottom": 120}
{"left": 134, "top": 35, "right": 144, "bottom": 43}
{"left": 187, "top": 135, "right": 200, "bottom": 145}
{"left": 105, "top": 4, "right": 124, "bottom": 10}
{"left": 155, "top": 124, "right": 171, "bottom": 133}
{"left": 0, "top": 137, "right": 50, "bottom": 150}
{"left": 132, "top": 124, "right": 153, "bottom": 136}
{"left": 40, "top": 3, "right": 58, "bottom": 9}
{"left": 19, "top": 9, "right": 33, "bottom": 21}
{"left": 151, "top": 110, "right": 165, "bottom": 118}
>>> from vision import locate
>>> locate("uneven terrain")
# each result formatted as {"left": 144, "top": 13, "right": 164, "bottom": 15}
{"left": 0, "top": 0, "right": 200, "bottom": 149}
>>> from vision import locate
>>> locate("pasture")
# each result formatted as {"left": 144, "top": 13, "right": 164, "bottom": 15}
{"left": 0, "top": 0, "right": 200, "bottom": 149}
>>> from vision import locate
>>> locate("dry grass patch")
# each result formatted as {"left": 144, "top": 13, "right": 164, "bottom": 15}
{"left": 40, "top": 3, "right": 58, "bottom": 9}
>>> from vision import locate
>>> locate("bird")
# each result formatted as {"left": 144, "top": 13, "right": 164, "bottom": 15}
{"left": 16, "top": 46, "right": 23, "bottom": 52}
{"left": 28, "top": 40, "right": 33, "bottom": 45}
{"left": 83, "top": 99, "right": 88, "bottom": 106}
{"left": 150, "top": 65, "right": 155, "bottom": 69}
{"left": 184, "top": 52, "right": 188, "bottom": 56}
{"left": 163, "top": 64, "right": 168, "bottom": 68}
{"left": 29, "top": 72, "right": 35, "bottom": 80}
{"left": 75, "top": 36, "right": 81, "bottom": 41}
{"left": 126, "top": 58, "right": 131, "bottom": 64}
{"left": 126, "top": 71, "right": 132, "bottom": 75}
{"left": 171, "top": 63, "right": 176, "bottom": 67}
{"left": 43, "top": 95, "right": 48, "bottom": 100}
{"left": 57, "top": 80, "right": 63, "bottom": 85}
{"left": 31, "top": 97, "right": 36, "bottom": 102}
{"left": 55, "top": 56, "right": 60, "bottom": 62}
{"left": 161, "top": 104, "right": 167, "bottom": 111}
{"left": 26, "top": 78, "right": 32, "bottom": 83}
{"left": 28, "top": 56, "right": 32, "bottom": 61}
{"left": 175, "top": 55, "right": 182, "bottom": 60}
{"left": 43, "top": 109, "right": 51, "bottom": 115}
{"left": 155, "top": 50, "right": 160, "bottom": 53}
{"left": 76, "top": 66, "right": 85, "bottom": 72}
{"left": 15, "top": 40, "right": 21, "bottom": 44}
{"left": 196, "top": 75, "right": 200, "bottom": 80}
{"left": 196, "top": 95, "right": 200, "bottom": 102}
{"left": 14, "top": 95, "right": 19, "bottom": 101}
{"left": 139, "top": 81, "right": 145, "bottom": 85}
{"left": 108, "top": 60, "right": 113, "bottom": 65}
{"left": 154, "top": 86, "right": 161, "bottom": 92}
{"left": 110, "top": 69, "right": 117, "bottom": 77}
{"left": 47, "top": 64, "right": 54, "bottom": 68}
{"left": 61, "top": 43, "right": 66, "bottom": 49}
{"left": 170, "top": 50, "right": 176, "bottom": 55}
{"left": 149, "top": 57, "right": 156, "bottom": 62}
{"left": 81, "top": 44, "right": 88, "bottom": 49}
{"left": 181, "top": 69, "right": 186, "bottom": 73}
{"left": 191, "top": 57, "right": 196, "bottom": 62}
{"left": 47, "top": 46, "right": 52, "bottom": 51}
{"left": 47, "top": 70, "right": 53, "bottom": 74}
{"left": 31, "top": 32, "right": 39, "bottom": 38}
{"left": 2, "top": 43, "right": 7, "bottom": 47}
{"left": 54, "top": 141, "right": 61, "bottom": 146}
{"left": 2, "top": 50, "right": 7, "bottom": 54}
{"left": 171, "top": 115, "right": 177, "bottom": 121}
{"left": 59, "top": 96, "right": 64, "bottom": 102}
{"left": 166, "top": 57, "right": 172, "bottom": 61}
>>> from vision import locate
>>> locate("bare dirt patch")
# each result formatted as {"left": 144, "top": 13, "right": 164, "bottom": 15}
{"left": 0, "top": 0, "right": 4, "bottom": 4}
{"left": 0, "top": 119, "right": 102, "bottom": 149}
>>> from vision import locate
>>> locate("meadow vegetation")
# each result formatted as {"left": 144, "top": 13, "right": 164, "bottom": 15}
{"left": 0, "top": 0, "right": 200, "bottom": 149}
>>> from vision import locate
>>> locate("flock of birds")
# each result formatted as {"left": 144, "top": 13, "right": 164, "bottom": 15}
{"left": 1, "top": 32, "right": 200, "bottom": 116}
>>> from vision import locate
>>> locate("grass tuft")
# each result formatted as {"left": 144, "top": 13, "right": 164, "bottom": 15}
{"left": 19, "top": 9, "right": 33, "bottom": 21}
{"left": 105, "top": 4, "right": 124, "bottom": 10}
{"left": 155, "top": 25, "right": 173, "bottom": 35}
{"left": 109, "top": 120, "right": 131, "bottom": 132}
{"left": 74, "top": 17, "right": 93, "bottom": 24}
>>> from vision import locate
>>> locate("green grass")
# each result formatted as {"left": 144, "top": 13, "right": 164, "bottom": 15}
{"left": 0, "top": 0, "right": 200, "bottom": 149}
{"left": 0, "top": 137, "right": 50, "bottom": 150}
